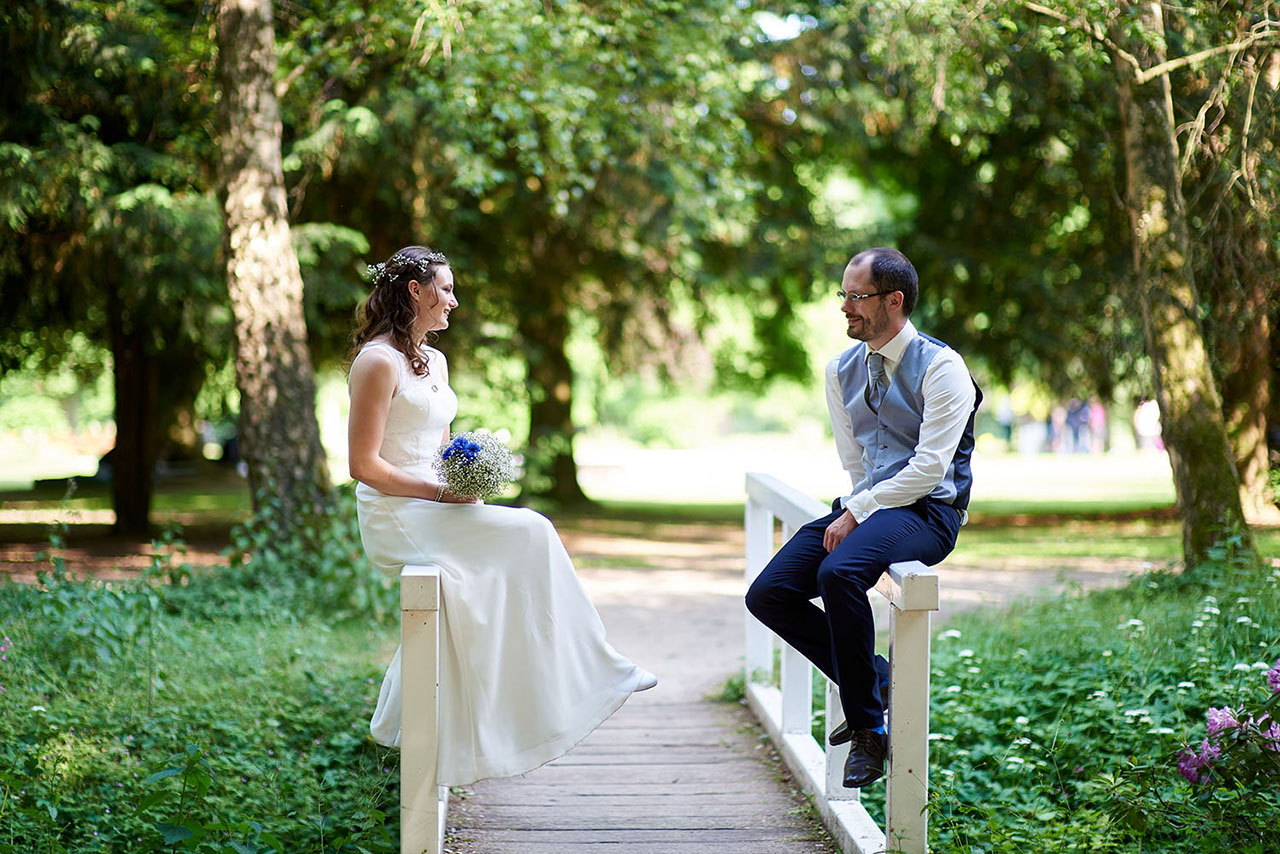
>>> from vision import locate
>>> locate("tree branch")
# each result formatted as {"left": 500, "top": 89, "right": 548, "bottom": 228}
{"left": 1020, "top": 1, "right": 1145, "bottom": 77}
{"left": 275, "top": 22, "right": 358, "bottom": 100}
{"left": 1020, "top": 2, "right": 1279, "bottom": 85}
{"left": 1134, "top": 29, "right": 1280, "bottom": 85}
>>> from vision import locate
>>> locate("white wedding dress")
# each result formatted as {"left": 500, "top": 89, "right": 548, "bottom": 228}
{"left": 352, "top": 340, "right": 648, "bottom": 785}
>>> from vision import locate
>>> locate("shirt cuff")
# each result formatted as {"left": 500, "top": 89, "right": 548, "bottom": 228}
{"left": 841, "top": 492, "right": 880, "bottom": 523}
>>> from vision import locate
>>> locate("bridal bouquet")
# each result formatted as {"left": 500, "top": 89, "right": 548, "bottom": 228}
{"left": 433, "top": 431, "right": 518, "bottom": 501}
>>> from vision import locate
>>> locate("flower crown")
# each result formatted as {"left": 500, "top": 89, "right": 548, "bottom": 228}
{"left": 366, "top": 250, "right": 449, "bottom": 287}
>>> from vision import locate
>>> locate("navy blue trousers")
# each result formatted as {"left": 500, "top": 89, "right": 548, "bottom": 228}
{"left": 745, "top": 497, "right": 961, "bottom": 731}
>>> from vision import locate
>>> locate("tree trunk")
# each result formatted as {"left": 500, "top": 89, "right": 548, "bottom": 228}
{"left": 1213, "top": 243, "right": 1278, "bottom": 523}
{"left": 216, "top": 0, "right": 330, "bottom": 522}
{"left": 513, "top": 242, "right": 589, "bottom": 505}
{"left": 1111, "top": 2, "right": 1254, "bottom": 566}
{"left": 107, "top": 284, "right": 157, "bottom": 536}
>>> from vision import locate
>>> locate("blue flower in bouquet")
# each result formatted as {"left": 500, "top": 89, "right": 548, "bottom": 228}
{"left": 433, "top": 431, "right": 518, "bottom": 501}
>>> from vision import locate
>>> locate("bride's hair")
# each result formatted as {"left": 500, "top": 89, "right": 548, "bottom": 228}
{"left": 349, "top": 245, "right": 450, "bottom": 377}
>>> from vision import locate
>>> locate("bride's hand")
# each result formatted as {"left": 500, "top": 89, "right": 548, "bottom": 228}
{"left": 438, "top": 487, "right": 481, "bottom": 504}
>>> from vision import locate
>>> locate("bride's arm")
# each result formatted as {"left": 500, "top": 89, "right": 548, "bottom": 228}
{"left": 348, "top": 350, "right": 468, "bottom": 502}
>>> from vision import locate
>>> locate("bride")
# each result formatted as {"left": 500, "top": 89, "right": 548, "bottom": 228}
{"left": 347, "top": 245, "right": 656, "bottom": 785}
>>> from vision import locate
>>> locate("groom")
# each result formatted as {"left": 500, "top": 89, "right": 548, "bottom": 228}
{"left": 746, "top": 247, "right": 980, "bottom": 788}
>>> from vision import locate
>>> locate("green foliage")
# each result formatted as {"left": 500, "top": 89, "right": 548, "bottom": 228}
{"left": 0, "top": 516, "right": 402, "bottom": 852}
{"left": 212, "top": 485, "right": 398, "bottom": 625}
{"left": 901, "top": 553, "right": 1280, "bottom": 851}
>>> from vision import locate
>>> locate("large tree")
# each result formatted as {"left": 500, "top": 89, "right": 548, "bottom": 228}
{"left": 0, "top": 0, "right": 226, "bottom": 534}
{"left": 1104, "top": 0, "right": 1254, "bottom": 562}
{"left": 215, "top": 0, "right": 331, "bottom": 521}
{"left": 1177, "top": 17, "right": 1280, "bottom": 523}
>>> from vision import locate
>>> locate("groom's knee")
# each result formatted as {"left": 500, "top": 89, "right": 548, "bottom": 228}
{"left": 744, "top": 575, "right": 785, "bottom": 625}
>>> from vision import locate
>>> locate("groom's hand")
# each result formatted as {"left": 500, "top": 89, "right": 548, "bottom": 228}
{"left": 823, "top": 509, "right": 857, "bottom": 552}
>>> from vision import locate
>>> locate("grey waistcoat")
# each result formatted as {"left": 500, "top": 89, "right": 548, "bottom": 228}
{"left": 836, "top": 332, "right": 981, "bottom": 511}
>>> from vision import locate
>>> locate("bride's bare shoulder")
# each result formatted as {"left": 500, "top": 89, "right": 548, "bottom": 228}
{"left": 349, "top": 343, "right": 401, "bottom": 387}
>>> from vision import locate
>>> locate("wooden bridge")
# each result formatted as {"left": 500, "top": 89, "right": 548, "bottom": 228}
{"left": 398, "top": 472, "right": 939, "bottom": 853}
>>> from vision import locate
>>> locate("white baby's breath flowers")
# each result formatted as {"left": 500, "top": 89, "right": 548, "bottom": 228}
{"left": 433, "top": 431, "right": 518, "bottom": 501}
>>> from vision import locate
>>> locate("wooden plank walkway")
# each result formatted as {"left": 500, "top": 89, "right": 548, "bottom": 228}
{"left": 444, "top": 692, "right": 836, "bottom": 853}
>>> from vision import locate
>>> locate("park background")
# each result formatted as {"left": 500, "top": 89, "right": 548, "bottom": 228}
{"left": 1, "top": 1, "right": 1279, "bottom": 852}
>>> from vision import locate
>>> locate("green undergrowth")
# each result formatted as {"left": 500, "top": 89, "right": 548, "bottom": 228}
{"left": 0, "top": 487, "right": 402, "bottom": 852}
{"left": 866, "top": 541, "right": 1280, "bottom": 852}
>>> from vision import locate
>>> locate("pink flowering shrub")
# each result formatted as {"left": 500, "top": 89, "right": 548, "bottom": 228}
{"left": 1178, "top": 658, "right": 1280, "bottom": 788}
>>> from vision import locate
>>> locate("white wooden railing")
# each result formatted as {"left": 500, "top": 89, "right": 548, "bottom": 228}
{"left": 400, "top": 565, "right": 448, "bottom": 854}
{"left": 744, "top": 473, "right": 938, "bottom": 854}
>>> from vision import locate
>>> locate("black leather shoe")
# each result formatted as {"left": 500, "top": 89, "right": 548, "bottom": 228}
{"left": 829, "top": 679, "right": 890, "bottom": 747}
{"left": 842, "top": 728, "right": 888, "bottom": 788}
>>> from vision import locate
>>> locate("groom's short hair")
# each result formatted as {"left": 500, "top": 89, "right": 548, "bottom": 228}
{"left": 851, "top": 248, "right": 918, "bottom": 316}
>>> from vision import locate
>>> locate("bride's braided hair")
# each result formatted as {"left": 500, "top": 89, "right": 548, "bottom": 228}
{"left": 349, "top": 245, "right": 450, "bottom": 377}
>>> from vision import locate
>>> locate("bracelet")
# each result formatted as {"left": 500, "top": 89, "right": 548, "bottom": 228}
{"left": 435, "top": 483, "right": 445, "bottom": 502}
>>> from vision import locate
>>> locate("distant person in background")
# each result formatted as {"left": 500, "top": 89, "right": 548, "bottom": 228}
{"left": 1049, "top": 404, "right": 1068, "bottom": 453}
{"left": 1065, "top": 398, "right": 1089, "bottom": 454}
{"left": 995, "top": 397, "right": 1015, "bottom": 452}
{"left": 745, "top": 247, "right": 981, "bottom": 789}
{"left": 1089, "top": 399, "right": 1108, "bottom": 453}
{"left": 1134, "top": 399, "right": 1163, "bottom": 451}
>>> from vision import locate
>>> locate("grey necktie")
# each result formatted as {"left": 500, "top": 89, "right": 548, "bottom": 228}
{"left": 867, "top": 352, "right": 887, "bottom": 412}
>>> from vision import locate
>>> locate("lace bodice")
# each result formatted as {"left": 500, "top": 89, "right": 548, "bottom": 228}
{"left": 354, "top": 340, "right": 458, "bottom": 471}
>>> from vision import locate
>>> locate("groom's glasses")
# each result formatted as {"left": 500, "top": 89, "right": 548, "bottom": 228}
{"left": 837, "top": 289, "right": 897, "bottom": 302}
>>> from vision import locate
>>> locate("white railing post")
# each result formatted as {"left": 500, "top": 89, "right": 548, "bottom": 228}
{"left": 744, "top": 472, "right": 939, "bottom": 854}
{"left": 401, "top": 565, "right": 447, "bottom": 854}
{"left": 825, "top": 679, "right": 856, "bottom": 801}
{"left": 780, "top": 645, "right": 813, "bottom": 734}
{"left": 744, "top": 499, "right": 775, "bottom": 683}
{"left": 878, "top": 562, "right": 937, "bottom": 854}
